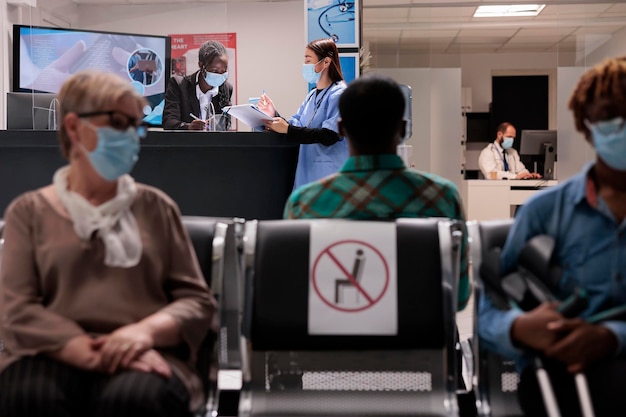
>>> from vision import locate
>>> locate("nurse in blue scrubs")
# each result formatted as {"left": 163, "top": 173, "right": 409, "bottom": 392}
{"left": 258, "top": 38, "right": 348, "bottom": 190}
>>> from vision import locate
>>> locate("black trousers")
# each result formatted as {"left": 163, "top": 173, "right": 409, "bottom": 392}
{"left": 0, "top": 356, "right": 191, "bottom": 417}
{"left": 518, "top": 358, "right": 626, "bottom": 417}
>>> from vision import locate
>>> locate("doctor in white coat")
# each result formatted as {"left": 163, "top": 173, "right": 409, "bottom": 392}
{"left": 478, "top": 122, "right": 542, "bottom": 180}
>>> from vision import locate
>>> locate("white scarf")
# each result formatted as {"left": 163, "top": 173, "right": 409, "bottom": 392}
{"left": 53, "top": 166, "right": 143, "bottom": 268}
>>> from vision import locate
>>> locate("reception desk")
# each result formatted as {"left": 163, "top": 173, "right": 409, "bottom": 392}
{"left": 0, "top": 130, "right": 298, "bottom": 220}
{"left": 466, "top": 179, "right": 559, "bottom": 221}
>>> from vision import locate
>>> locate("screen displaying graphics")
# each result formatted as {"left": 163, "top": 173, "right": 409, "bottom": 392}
{"left": 13, "top": 25, "right": 171, "bottom": 126}
{"left": 307, "top": 0, "right": 359, "bottom": 47}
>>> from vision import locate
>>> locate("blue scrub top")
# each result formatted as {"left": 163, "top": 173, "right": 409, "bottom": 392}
{"left": 289, "top": 81, "right": 348, "bottom": 190}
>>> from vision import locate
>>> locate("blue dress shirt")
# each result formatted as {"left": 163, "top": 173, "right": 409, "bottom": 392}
{"left": 478, "top": 162, "right": 626, "bottom": 371}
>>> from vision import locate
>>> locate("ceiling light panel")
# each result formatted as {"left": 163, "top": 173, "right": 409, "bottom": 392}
{"left": 474, "top": 4, "right": 546, "bottom": 18}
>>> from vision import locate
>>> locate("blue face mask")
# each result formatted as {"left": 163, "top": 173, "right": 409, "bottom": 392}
{"left": 83, "top": 123, "right": 141, "bottom": 181}
{"left": 502, "top": 136, "right": 514, "bottom": 150}
{"left": 302, "top": 59, "right": 323, "bottom": 84}
{"left": 587, "top": 117, "right": 626, "bottom": 171}
{"left": 204, "top": 71, "right": 228, "bottom": 88}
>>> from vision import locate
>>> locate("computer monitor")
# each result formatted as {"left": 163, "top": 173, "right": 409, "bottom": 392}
{"left": 520, "top": 129, "right": 557, "bottom": 179}
{"left": 13, "top": 24, "right": 171, "bottom": 127}
{"left": 7, "top": 92, "right": 59, "bottom": 130}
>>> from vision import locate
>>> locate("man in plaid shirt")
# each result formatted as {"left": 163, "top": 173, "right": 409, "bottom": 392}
{"left": 284, "top": 73, "right": 469, "bottom": 311}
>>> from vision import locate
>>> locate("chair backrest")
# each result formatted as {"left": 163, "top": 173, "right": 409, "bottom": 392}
{"left": 181, "top": 216, "right": 244, "bottom": 416}
{"left": 467, "top": 219, "right": 523, "bottom": 417}
{"left": 239, "top": 218, "right": 463, "bottom": 417}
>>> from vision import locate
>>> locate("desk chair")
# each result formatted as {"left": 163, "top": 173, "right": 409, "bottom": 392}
{"left": 181, "top": 216, "right": 244, "bottom": 417}
{"left": 239, "top": 218, "right": 464, "bottom": 417}
{"left": 466, "top": 219, "right": 523, "bottom": 417}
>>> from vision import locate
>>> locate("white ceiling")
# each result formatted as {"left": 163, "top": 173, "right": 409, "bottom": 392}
{"left": 362, "top": 1, "right": 626, "bottom": 54}
{"left": 68, "top": 0, "right": 626, "bottom": 54}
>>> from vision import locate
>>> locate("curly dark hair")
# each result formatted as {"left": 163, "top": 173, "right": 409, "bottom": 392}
{"left": 568, "top": 56, "right": 626, "bottom": 141}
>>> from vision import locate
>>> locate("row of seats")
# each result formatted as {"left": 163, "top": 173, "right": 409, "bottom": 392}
{"left": 0, "top": 216, "right": 520, "bottom": 417}
{"left": 467, "top": 219, "right": 522, "bottom": 417}
{"left": 183, "top": 216, "right": 525, "bottom": 417}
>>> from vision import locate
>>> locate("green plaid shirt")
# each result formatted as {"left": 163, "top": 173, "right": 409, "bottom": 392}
{"left": 284, "top": 154, "right": 470, "bottom": 310}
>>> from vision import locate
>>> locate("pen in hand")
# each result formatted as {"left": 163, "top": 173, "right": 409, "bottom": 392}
{"left": 188, "top": 113, "right": 209, "bottom": 131}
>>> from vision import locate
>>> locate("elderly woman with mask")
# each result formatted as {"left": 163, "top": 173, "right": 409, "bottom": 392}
{"left": 0, "top": 70, "right": 215, "bottom": 417}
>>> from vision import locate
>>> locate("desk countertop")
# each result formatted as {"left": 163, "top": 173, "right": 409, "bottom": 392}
{"left": 467, "top": 179, "right": 559, "bottom": 187}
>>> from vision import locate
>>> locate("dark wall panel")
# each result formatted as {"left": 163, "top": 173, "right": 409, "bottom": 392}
{"left": 492, "top": 75, "right": 549, "bottom": 151}
{"left": 0, "top": 131, "right": 298, "bottom": 220}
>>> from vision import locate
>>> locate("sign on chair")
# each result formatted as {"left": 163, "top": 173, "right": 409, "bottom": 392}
{"left": 308, "top": 220, "right": 397, "bottom": 335}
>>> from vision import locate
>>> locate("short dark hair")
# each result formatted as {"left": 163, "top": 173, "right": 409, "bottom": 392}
{"left": 339, "top": 74, "right": 405, "bottom": 151}
{"left": 496, "top": 122, "right": 514, "bottom": 136}
{"left": 198, "top": 40, "right": 228, "bottom": 67}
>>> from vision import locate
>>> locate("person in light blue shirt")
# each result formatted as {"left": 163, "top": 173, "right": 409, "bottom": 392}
{"left": 257, "top": 38, "right": 348, "bottom": 190}
{"left": 478, "top": 56, "right": 626, "bottom": 417}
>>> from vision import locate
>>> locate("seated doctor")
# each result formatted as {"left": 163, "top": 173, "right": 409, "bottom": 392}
{"left": 478, "top": 122, "right": 542, "bottom": 180}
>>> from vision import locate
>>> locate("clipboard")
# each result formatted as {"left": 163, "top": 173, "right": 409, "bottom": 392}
{"left": 222, "top": 104, "right": 274, "bottom": 129}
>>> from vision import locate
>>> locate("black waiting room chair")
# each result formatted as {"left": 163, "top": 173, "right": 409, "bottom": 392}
{"left": 238, "top": 218, "right": 464, "bottom": 417}
{"left": 181, "top": 216, "right": 245, "bottom": 417}
{"left": 466, "top": 219, "right": 523, "bottom": 417}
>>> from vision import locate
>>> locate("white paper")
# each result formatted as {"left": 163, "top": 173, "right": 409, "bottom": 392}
{"left": 222, "top": 104, "right": 273, "bottom": 129}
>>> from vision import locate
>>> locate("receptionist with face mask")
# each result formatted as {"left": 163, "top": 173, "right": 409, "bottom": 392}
{"left": 478, "top": 122, "right": 542, "bottom": 180}
{"left": 163, "top": 40, "right": 233, "bottom": 131}
{"left": 256, "top": 38, "right": 348, "bottom": 190}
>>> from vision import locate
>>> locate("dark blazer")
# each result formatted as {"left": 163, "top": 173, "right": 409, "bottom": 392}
{"left": 162, "top": 71, "right": 233, "bottom": 130}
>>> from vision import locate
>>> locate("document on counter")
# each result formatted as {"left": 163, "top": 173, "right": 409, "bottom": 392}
{"left": 222, "top": 104, "right": 274, "bottom": 129}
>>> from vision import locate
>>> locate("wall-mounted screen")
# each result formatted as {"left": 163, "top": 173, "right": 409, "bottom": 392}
{"left": 13, "top": 24, "right": 171, "bottom": 126}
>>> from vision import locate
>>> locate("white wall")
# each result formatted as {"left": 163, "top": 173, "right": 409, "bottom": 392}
{"left": 74, "top": 2, "right": 306, "bottom": 120}
{"left": 556, "top": 66, "right": 593, "bottom": 181}
{"left": 374, "top": 68, "right": 464, "bottom": 198}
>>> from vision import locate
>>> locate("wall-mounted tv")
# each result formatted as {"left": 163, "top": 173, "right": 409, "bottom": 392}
{"left": 13, "top": 24, "right": 171, "bottom": 126}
